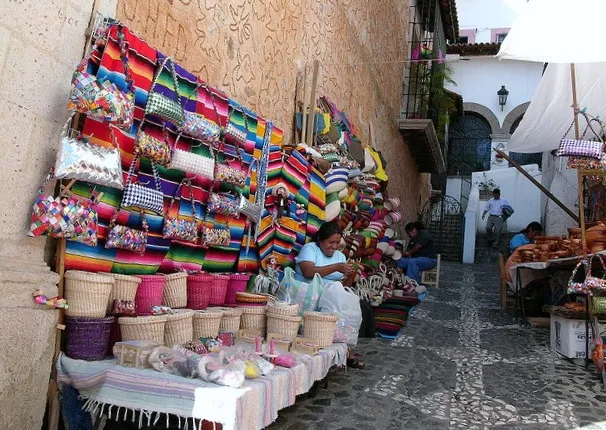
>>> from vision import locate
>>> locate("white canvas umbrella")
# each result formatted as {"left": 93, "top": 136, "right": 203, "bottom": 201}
{"left": 496, "top": 0, "right": 606, "bottom": 247}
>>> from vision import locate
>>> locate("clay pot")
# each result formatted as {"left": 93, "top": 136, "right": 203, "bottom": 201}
{"left": 590, "top": 242, "right": 606, "bottom": 254}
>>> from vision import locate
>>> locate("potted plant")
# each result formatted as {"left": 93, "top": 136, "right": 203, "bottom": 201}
{"left": 477, "top": 174, "right": 497, "bottom": 200}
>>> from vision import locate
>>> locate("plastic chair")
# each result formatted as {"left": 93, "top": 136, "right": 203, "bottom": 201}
{"left": 421, "top": 254, "right": 441, "bottom": 288}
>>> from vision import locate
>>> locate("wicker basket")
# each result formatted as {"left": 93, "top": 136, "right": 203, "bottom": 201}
{"left": 65, "top": 271, "right": 114, "bottom": 318}
{"left": 65, "top": 316, "right": 115, "bottom": 361}
{"left": 119, "top": 316, "right": 167, "bottom": 343}
{"left": 239, "top": 306, "right": 267, "bottom": 333}
{"left": 134, "top": 275, "right": 166, "bottom": 316}
{"left": 192, "top": 310, "right": 222, "bottom": 338}
{"left": 235, "top": 292, "right": 269, "bottom": 307}
{"left": 106, "top": 273, "right": 142, "bottom": 313}
{"left": 212, "top": 307, "right": 243, "bottom": 334}
{"left": 303, "top": 311, "right": 338, "bottom": 348}
{"left": 187, "top": 273, "right": 213, "bottom": 310}
{"left": 225, "top": 273, "right": 251, "bottom": 305}
{"left": 162, "top": 272, "right": 188, "bottom": 308}
{"left": 209, "top": 274, "right": 230, "bottom": 306}
{"left": 164, "top": 310, "right": 194, "bottom": 347}
{"left": 267, "top": 303, "right": 299, "bottom": 317}
{"left": 267, "top": 313, "right": 302, "bottom": 338}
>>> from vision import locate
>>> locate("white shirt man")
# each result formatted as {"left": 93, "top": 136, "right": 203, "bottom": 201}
{"left": 481, "top": 189, "right": 510, "bottom": 249}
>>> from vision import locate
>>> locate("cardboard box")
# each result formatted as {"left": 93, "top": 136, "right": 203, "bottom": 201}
{"left": 550, "top": 314, "right": 593, "bottom": 359}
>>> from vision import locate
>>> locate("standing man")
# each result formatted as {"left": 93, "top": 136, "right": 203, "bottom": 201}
{"left": 482, "top": 188, "right": 511, "bottom": 249}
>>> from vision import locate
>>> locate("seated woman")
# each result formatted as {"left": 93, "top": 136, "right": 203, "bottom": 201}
{"left": 295, "top": 222, "right": 353, "bottom": 285}
{"left": 396, "top": 221, "right": 437, "bottom": 284}
{"left": 510, "top": 221, "right": 543, "bottom": 253}
{"left": 295, "top": 222, "right": 365, "bottom": 369}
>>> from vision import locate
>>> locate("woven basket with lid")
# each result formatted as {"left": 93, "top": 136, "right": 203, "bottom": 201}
{"left": 65, "top": 270, "right": 114, "bottom": 318}
{"left": 267, "top": 302, "right": 299, "bottom": 317}
{"left": 210, "top": 307, "right": 243, "bottom": 333}
{"left": 267, "top": 313, "right": 302, "bottom": 338}
{"left": 239, "top": 306, "right": 267, "bottom": 333}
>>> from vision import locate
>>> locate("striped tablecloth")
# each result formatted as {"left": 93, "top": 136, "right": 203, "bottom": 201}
{"left": 57, "top": 343, "right": 347, "bottom": 430}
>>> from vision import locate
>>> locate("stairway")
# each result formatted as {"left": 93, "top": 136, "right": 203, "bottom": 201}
{"left": 474, "top": 232, "right": 516, "bottom": 263}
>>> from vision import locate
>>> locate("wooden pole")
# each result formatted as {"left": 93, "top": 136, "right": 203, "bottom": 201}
{"left": 305, "top": 60, "right": 320, "bottom": 148}
{"left": 300, "top": 64, "right": 308, "bottom": 144}
{"left": 570, "top": 63, "right": 588, "bottom": 252}
{"left": 495, "top": 149, "right": 579, "bottom": 223}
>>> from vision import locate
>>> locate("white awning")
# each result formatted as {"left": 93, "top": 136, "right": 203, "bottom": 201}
{"left": 506, "top": 62, "right": 606, "bottom": 153}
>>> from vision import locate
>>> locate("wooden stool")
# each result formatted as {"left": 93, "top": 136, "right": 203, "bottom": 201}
{"left": 421, "top": 254, "right": 441, "bottom": 288}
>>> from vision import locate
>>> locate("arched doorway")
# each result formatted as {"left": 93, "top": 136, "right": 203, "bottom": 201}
{"left": 508, "top": 115, "right": 543, "bottom": 168}
{"left": 448, "top": 112, "right": 492, "bottom": 175}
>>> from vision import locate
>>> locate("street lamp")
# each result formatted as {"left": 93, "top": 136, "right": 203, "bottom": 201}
{"left": 497, "top": 85, "right": 509, "bottom": 111}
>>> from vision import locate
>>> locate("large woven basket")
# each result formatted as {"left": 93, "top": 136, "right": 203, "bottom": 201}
{"left": 267, "top": 303, "right": 299, "bottom": 317}
{"left": 235, "top": 292, "right": 269, "bottom": 307}
{"left": 209, "top": 274, "right": 230, "bottom": 306}
{"left": 164, "top": 310, "right": 194, "bottom": 347}
{"left": 106, "top": 273, "right": 141, "bottom": 313}
{"left": 192, "top": 310, "right": 222, "bottom": 338}
{"left": 239, "top": 306, "right": 267, "bottom": 333}
{"left": 119, "top": 316, "right": 167, "bottom": 344}
{"left": 162, "top": 272, "right": 188, "bottom": 308}
{"left": 267, "top": 313, "right": 302, "bottom": 338}
{"left": 303, "top": 311, "right": 338, "bottom": 348}
{"left": 65, "top": 271, "right": 114, "bottom": 318}
{"left": 65, "top": 316, "right": 115, "bottom": 361}
{"left": 225, "top": 273, "right": 251, "bottom": 305}
{"left": 187, "top": 273, "right": 213, "bottom": 310}
{"left": 212, "top": 307, "right": 243, "bottom": 333}
{"left": 135, "top": 275, "right": 166, "bottom": 316}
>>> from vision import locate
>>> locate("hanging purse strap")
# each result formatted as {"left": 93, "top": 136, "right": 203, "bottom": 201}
{"left": 569, "top": 259, "right": 587, "bottom": 286}
{"left": 148, "top": 56, "right": 184, "bottom": 119}
{"left": 167, "top": 178, "right": 198, "bottom": 222}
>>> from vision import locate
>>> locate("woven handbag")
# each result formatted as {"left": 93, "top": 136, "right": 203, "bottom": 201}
{"left": 215, "top": 139, "right": 246, "bottom": 188}
{"left": 162, "top": 179, "right": 199, "bottom": 244}
{"left": 207, "top": 192, "right": 240, "bottom": 217}
{"left": 583, "top": 254, "right": 606, "bottom": 294}
{"left": 28, "top": 170, "right": 98, "bottom": 246}
{"left": 145, "top": 57, "right": 184, "bottom": 127}
{"left": 224, "top": 107, "right": 249, "bottom": 148}
{"left": 68, "top": 26, "right": 134, "bottom": 130}
{"left": 182, "top": 82, "right": 222, "bottom": 144}
{"left": 568, "top": 259, "right": 588, "bottom": 294}
{"left": 168, "top": 139, "right": 215, "bottom": 180}
{"left": 238, "top": 194, "right": 262, "bottom": 223}
{"left": 105, "top": 209, "right": 149, "bottom": 255}
{"left": 121, "top": 154, "right": 165, "bottom": 215}
{"left": 55, "top": 115, "right": 124, "bottom": 189}
{"left": 558, "top": 139, "right": 603, "bottom": 160}
{"left": 136, "top": 127, "right": 171, "bottom": 166}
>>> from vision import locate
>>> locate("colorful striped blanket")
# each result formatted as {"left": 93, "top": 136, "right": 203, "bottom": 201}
{"left": 57, "top": 343, "right": 347, "bottom": 430}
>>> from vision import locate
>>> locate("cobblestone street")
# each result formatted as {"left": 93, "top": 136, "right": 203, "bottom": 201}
{"left": 272, "top": 262, "right": 606, "bottom": 430}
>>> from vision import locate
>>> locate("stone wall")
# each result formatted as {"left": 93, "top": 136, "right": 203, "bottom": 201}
{"left": 0, "top": 1, "right": 103, "bottom": 428}
{"left": 117, "top": 0, "right": 431, "bottom": 225}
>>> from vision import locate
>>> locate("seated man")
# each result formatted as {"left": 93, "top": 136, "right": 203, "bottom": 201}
{"left": 396, "top": 222, "right": 437, "bottom": 284}
{"left": 510, "top": 222, "right": 543, "bottom": 253}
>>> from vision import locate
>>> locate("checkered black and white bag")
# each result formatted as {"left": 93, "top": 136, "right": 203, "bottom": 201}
{"left": 121, "top": 154, "right": 164, "bottom": 215}
{"left": 145, "top": 57, "right": 184, "bottom": 127}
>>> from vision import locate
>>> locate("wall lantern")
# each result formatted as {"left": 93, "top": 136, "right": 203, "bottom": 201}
{"left": 497, "top": 85, "right": 509, "bottom": 111}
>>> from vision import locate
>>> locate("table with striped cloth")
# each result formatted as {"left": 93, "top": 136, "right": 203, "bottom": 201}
{"left": 57, "top": 343, "right": 347, "bottom": 430}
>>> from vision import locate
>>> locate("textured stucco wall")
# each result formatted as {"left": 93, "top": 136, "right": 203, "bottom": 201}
{"left": 0, "top": 0, "right": 98, "bottom": 428}
{"left": 117, "top": 0, "right": 430, "bottom": 227}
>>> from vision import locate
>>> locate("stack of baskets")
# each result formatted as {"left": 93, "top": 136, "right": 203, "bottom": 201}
{"left": 119, "top": 315, "right": 167, "bottom": 344}
{"left": 64, "top": 271, "right": 116, "bottom": 360}
{"left": 187, "top": 273, "right": 213, "bottom": 310}
{"left": 225, "top": 273, "right": 251, "bottom": 305}
{"left": 106, "top": 273, "right": 141, "bottom": 313}
{"left": 134, "top": 275, "right": 166, "bottom": 315}
{"left": 211, "top": 307, "right": 243, "bottom": 334}
{"left": 164, "top": 309, "right": 194, "bottom": 347}
{"left": 266, "top": 303, "right": 301, "bottom": 338}
{"left": 209, "top": 274, "right": 230, "bottom": 306}
{"left": 302, "top": 311, "right": 338, "bottom": 348}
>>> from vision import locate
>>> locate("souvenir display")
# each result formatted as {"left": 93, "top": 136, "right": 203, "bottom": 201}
{"left": 181, "top": 82, "right": 222, "bottom": 143}
{"left": 168, "top": 147, "right": 215, "bottom": 180}
{"left": 207, "top": 192, "right": 239, "bottom": 217}
{"left": 136, "top": 128, "right": 172, "bottom": 166}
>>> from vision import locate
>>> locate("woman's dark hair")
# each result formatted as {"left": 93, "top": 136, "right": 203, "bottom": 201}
{"left": 405, "top": 221, "right": 425, "bottom": 232}
{"left": 523, "top": 221, "right": 543, "bottom": 234}
{"left": 313, "top": 222, "right": 343, "bottom": 243}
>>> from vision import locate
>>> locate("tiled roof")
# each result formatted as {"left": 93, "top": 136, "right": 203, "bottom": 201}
{"left": 446, "top": 42, "right": 502, "bottom": 56}
{"left": 440, "top": 0, "right": 460, "bottom": 42}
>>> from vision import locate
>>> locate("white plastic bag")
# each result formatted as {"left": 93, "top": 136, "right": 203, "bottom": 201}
{"left": 319, "top": 282, "right": 362, "bottom": 346}
{"left": 276, "top": 267, "right": 323, "bottom": 315}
